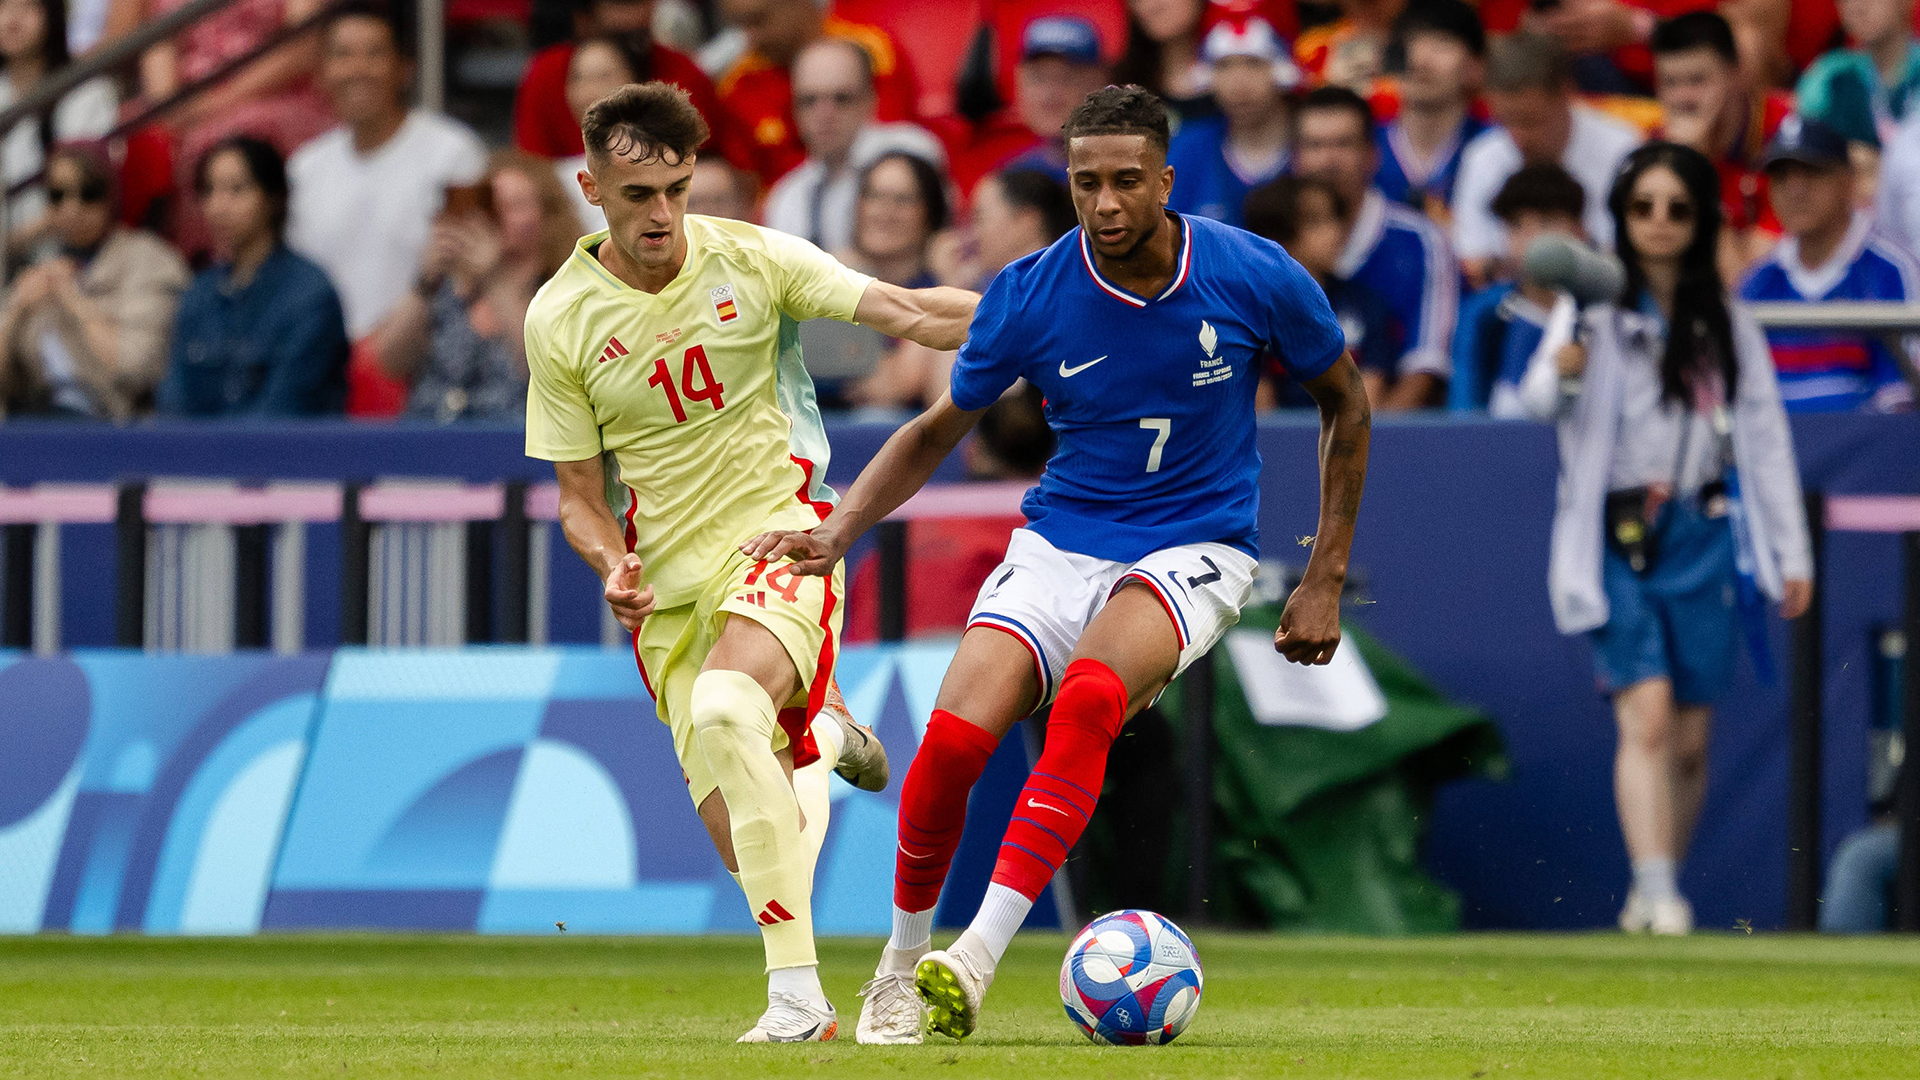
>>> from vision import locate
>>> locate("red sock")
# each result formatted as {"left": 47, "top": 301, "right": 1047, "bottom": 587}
{"left": 894, "top": 709, "right": 1001, "bottom": 913}
{"left": 990, "top": 659, "right": 1128, "bottom": 900}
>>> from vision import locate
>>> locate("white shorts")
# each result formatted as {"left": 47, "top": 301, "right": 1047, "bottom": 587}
{"left": 966, "top": 527, "right": 1258, "bottom": 705}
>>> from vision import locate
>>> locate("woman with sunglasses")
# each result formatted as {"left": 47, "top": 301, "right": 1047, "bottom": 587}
{"left": 1518, "top": 141, "right": 1813, "bottom": 935}
{"left": 0, "top": 144, "right": 187, "bottom": 419}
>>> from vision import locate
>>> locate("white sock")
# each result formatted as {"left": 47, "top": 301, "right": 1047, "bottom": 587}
{"left": 890, "top": 905, "right": 934, "bottom": 955}
{"left": 1633, "top": 857, "right": 1679, "bottom": 904}
{"left": 768, "top": 963, "right": 829, "bottom": 1011}
{"left": 812, "top": 707, "right": 845, "bottom": 771}
{"left": 960, "top": 883, "right": 1033, "bottom": 966}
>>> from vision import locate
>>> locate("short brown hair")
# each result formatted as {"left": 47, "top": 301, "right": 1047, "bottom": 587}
{"left": 582, "top": 81, "right": 710, "bottom": 166}
{"left": 1485, "top": 32, "right": 1572, "bottom": 94}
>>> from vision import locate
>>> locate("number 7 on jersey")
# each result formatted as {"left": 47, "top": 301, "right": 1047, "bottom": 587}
{"left": 1140, "top": 417, "right": 1171, "bottom": 473}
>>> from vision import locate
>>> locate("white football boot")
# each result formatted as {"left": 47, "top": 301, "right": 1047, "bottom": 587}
{"left": 736, "top": 993, "right": 838, "bottom": 1043}
{"left": 820, "top": 682, "right": 889, "bottom": 792}
{"left": 915, "top": 947, "right": 994, "bottom": 1041}
{"left": 855, "top": 968, "right": 925, "bottom": 1044}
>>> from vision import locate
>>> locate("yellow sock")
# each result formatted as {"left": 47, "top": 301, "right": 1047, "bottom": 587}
{"left": 692, "top": 669, "right": 816, "bottom": 972}
{"left": 793, "top": 759, "right": 832, "bottom": 881}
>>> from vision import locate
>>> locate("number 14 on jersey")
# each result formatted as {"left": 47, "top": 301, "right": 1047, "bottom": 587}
{"left": 647, "top": 344, "right": 726, "bottom": 423}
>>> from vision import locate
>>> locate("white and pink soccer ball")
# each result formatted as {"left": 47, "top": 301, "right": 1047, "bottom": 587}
{"left": 1059, "top": 909, "right": 1203, "bottom": 1045}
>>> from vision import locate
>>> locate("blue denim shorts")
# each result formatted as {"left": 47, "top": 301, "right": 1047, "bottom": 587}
{"left": 1588, "top": 499, "right": 1737, "bottom": 704}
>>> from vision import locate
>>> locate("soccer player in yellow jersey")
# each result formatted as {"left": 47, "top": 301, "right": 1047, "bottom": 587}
{"left": 523, "top": 82, "right": 978, "bottom": 1043}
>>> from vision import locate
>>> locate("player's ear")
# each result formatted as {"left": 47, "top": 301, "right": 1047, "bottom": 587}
{"left": 580, "top": 165, "right": 601, "bottom": 208}
{"left": 1160, "top": 163, "right": 1175, "bottom": 207}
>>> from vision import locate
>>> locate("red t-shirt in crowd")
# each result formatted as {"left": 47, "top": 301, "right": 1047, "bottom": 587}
{"left": 718, "top": 14, "right": 920, "bottom": 186}
{"left": 512, "top": 39, "right": 755, "bottom": 173}
{"left": 1661, "top": 89, "right": 1793, "bottom": 237}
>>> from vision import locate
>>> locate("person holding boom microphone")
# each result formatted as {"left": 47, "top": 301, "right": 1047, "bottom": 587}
{"left": 1517, "top": 141, "right": 1812, "bottom": 935}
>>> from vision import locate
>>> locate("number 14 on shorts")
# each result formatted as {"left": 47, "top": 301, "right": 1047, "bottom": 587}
{"left": 733, "top": 558, "right": 803, "bottom": 608}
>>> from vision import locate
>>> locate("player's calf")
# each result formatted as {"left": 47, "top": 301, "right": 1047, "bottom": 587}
{"left": 691, "top": 670, "right": 830, "bottom": 1022}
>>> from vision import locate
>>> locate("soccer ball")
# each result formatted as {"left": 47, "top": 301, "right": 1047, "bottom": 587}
{"left": 1059, "top": 909, "right": 1203, "bottom": 1045}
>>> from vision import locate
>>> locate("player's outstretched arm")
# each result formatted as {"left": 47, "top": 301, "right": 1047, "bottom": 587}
{"left": 741, "top": 391, "right": 986, "bottom": 575}
{"left": 1276, "top": 353, "right": 1371, "bottom": 666}
{"left": 553, "top": 455, "right": 655, "bottom": 631}
{"left": 852, "top": 280, "right": 980, "bottom": 352}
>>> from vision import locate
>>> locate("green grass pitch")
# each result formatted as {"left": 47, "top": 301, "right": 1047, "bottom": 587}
{"left": 2, "top": 933, "right": 1916, "bottom": 1078}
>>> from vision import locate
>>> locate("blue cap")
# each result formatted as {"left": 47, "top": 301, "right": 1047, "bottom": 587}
{"left": 1022, "top": 15, "right": 1102, "bottom": 65}
{"left": 1761, "top": 114, "right": 1851, "bottom": 170}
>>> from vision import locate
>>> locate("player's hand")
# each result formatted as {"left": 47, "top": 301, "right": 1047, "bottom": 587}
{"left": 739, "top": 529, "right": 841, "bottom": 576}
{"left": 603, "top": 553, "right": 655, "bottom": 632}
{"left": 1275, "top": 576, "right": 1342, "bottom": 666}
{"left": 1779, "top": 578, "right": 1813, "bottom": 621}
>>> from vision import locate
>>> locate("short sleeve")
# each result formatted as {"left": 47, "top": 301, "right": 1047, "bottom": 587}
{"left": 1450, "top": 137, "right": 1507, "bottom": 261}
{"left": 1256, "top": 241, "right": 1345, "bottom": 383}
{"left": 946, "top": 264, "right": 1025, "bottom": 412}
{"left": 523, "top": 314, "right": 602, "bottom": 461}
{"left": 442, "top": 122, "right": 488, "bottom": 187}
{"left": 758, "top": 226, "right": 874, "bottom": 322}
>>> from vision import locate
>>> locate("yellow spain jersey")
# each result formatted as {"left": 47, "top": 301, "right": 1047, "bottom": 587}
{"left": 523, "top": 215, "right": 873, "bottom": 608}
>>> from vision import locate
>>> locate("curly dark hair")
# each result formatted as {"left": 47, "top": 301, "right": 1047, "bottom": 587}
{"left": 1060, "top": 85, "right": 1170, "bottom": 158}
{"left": 1609, "top": 141, "right": 1738, "bottom": 406}
{"left": 581, "top": 81, "right": 710, "bottom": 166}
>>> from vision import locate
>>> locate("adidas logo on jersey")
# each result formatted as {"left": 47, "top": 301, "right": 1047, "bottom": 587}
{"left": 598, "top": 336, "right": 629, "bottom": 364}
{"left": 755, "top": 900, "right": 796, "bottom": 925}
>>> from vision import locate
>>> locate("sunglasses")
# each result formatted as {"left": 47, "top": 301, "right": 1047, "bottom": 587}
{"left": 1627, "top": 196, "right": 1694, "bottom": 224}
{"left": 47, "top": 183, "right": 107, "bottom": 206}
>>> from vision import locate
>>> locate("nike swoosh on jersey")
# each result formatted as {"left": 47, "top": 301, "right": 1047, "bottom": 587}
{"left": 1059, "top": 355, "right": 1107, "bottom": 377}
{"left": 1027, "top": 798, "right": 1070, "bottom": 816}
{"left": 898, "top": 844, "right": 936, "bottom": 860}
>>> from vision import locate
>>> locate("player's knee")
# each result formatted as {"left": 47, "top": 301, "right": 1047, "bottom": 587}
{"left": 1052, "top": 659, "right": 1129, "bottom": 741}
{"left": 690, "top": 669, "right": 777, "bottom": 759}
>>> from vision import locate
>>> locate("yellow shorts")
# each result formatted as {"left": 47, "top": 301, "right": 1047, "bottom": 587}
{"left": 630, "top": 549, "right": 846, "bottom": 808}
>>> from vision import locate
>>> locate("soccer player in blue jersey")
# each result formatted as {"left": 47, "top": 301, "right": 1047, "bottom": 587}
{"left": 744, "top": 85, "right": 1373, "bottom": 1043}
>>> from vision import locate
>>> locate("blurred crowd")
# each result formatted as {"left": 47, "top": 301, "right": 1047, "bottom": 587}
{"left": 1, "top": 0, "right": 1918, "bottom": 422}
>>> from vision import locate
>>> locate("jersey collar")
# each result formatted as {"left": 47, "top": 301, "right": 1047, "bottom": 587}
{"left": 1775, "top": 210, "right": 1873, "bottom": 300}
{"left": 1078, "top": 210, "right": 1192, "bottom": 307}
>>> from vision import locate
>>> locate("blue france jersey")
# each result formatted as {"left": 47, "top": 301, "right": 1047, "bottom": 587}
{"left": 950, "top": 213, "right": 1345, "bottom": 561}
